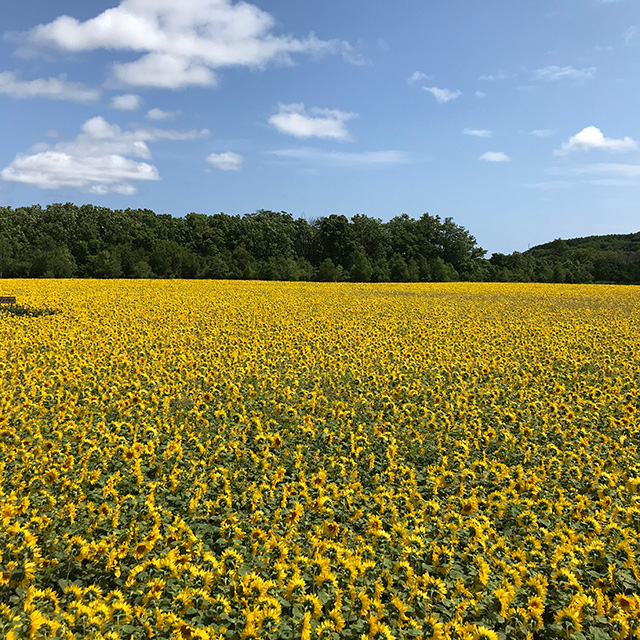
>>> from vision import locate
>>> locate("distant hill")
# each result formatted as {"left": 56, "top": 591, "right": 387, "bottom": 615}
{"left": 525, "top": 231, "right": 640, "bottom": 258}
{"left": 488, "top": 231, "right": 640, "bottom": 284}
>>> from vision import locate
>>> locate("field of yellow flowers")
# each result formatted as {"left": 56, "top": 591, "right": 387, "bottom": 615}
{"left": 1, "top": 280, "right": 639, "bottom": 640}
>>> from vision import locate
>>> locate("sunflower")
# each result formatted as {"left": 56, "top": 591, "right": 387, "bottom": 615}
{"left": 473, "top": 625, "right": 499, "bottom": 640}
{"left": 460, "top": 497, "right": 478, "bottom": 516}
{"left": 323, "top": 520, "right": 340, "bottom": 539}
{"left": 554, "top": 607, "right": 582, "bottom": 635}
{"left": 614, "top": 594, "right": 635, "bottom": 614}
{"left": 109, "top": 599, "right": 134, "bottom": 624}
{"left": 422, "top": 614, "right": 445, "bottom": 640}
{"left": 527, "top": 595, "right": 545, "bottom": 622}
{"left": 610, "top": 612, "right": 630, "bottom": 640}
{"left": 315, "top": 619, "right": 335, "bottom": 639}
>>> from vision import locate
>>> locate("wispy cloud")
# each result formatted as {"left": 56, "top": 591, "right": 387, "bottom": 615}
{"left": 146, "top": 108, "right": 181, "bottom": 120}
{"left": 479, "top": 151, "right": 511, "bottom": 163}
{"left": 553, "top": 163, "right": 640, "bottom": 178}
{"left": 407, "top": 71, "right": 431, "bottom": 84}
{"left": 15, "top": 0, "right": 358, "bottom": 89}
{"left": 206, "top": 152, "right": 243, "bottom": 171}
{"left": 522, "top": 180, "right": 573, "bottom": 190}
{"left": 1, "top": 116, "right": 209, "bottom": 194}
{"left": 623, "top": 25, "right": 638, "bottom": 44}
{"left": 530, "top": 129, "right": 555, "bottom": 137}
{"left": 478, "top": 72, "right": 508, "bottom": 81}
{"left": 423, "top": 86, "right": 462, "bottom": 103}
{"left": 549, "top": 162, "right": 640, "bottom": 186}
{"left": 110, "top": 93, "right": 142, "bottom": 110}
{"left": 463, "top": 128, "right": 492, "bottom": 138}
{"left": 532, "top": 65, "right": 595, "bottom": 82}
{"left": 268, "top": 103, "right": 357, "bottom": 141}
{"left": 267, "top": 147, "right": 411, "bottom": 168}
{"left": 0, "top": 71, "right": 99, "bottom": 102}
{"left": 555, "top": 126, "right": 637, "bottom": 155}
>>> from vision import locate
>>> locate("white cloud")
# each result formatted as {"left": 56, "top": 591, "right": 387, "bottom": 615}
{"left": 623, "top": 26, "right": 638, "bottom": 44}
{"left": 407, "top": 71, "right": 431, "bottom": 84}
{"left": 267, "top": 148, "right": 410, "bottom": 168}
{"left": 532, "top": 65, "right": 595, "bottom": 82}
{"left": 1, "top": 153, "right": 156, "bottom": 195}
{"left": 555, "top": 126, "right": 637, "bottom": 155}
{"left": 475, "top": 91, "right": 487, "bottom": 98}
{"left": 555, "top": 163, "right": 640, "bottom": 178}
{"left": 423, "top": 86, "right": 462, "bottom": 103}
{"left": 140, "top": 126, "right": 210, "bottom": 142}
{"left": 110, "top": 93, "right": 142, "bottom": 110}
{"left": 522, "top": 180, "right": 573, "bottom": 190}
{"left": 479, "top": 151, "right": 511, "bottom": 162}
{"left": 548, "top": 162, "right": 640, "bottom": 186}
{"left": 268, "top": 103, "right": 357, "bottom": 141}
{"left": 1, "top": 116, "right": 209, "bottom": 194}
{"left": 206, "top": 152, "right": 243, "bottom": 171}
{"left": 114, "top": 54, "right": 217, "bottom": 89}
{"left": 19, "top": 0, "right": 357, "bottom": 89}
{"left": 530, "top": 129, "right": 555, "bottom": 137}
{"left": 0, "top": 71, "right": 99, "bottom": 102}
{"left": 463, "top": 128, "right": 492, "bottom": 138}
{"left": 478, "top": 72, "right": 508, "bottom": 81}
{"left": 146, "top": 107, "right": 181, "bottom": 120}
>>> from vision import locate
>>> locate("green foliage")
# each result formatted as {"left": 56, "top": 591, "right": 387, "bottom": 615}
{"left": 0, "top": 203, "right": 486, "bottom": 282}
{"left": 489, "top": 232, "right": 640, "bottom": 284}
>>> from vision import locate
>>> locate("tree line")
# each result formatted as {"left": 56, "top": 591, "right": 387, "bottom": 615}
{"left": 0, "top": 204, "right": 486, "bottom": 281}
{"left": 490, "top": 234, "right": 640, "bottom": 284}
{"left": 0, "top": 203, "right": 638, "bottom": 283}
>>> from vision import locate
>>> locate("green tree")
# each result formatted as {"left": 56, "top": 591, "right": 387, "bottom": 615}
{"left": 349, "top": 244, "right": 373, "bottom": 282}
{"left": 89, "top": 249, "right": 122, "bottom": 278}
{"left": 317, "top": 258, "right": 338, "bottom": 282}
{"left": 372, "top": 256, "right": 391, "bottom": 282}
{"left": 389, "top": 253, "right": 409, "bottom": 282}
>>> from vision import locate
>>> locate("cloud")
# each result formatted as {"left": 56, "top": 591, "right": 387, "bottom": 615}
{"left": 479, "top": 151, "right": 511, "bottom": 162}
{"left": 532, "top": 65, "right": 595, "bottom": 82}
{"left": 623, "top": 26, "right": 638, "bottom": 44}
{"left": 114, "top": 54, "right": 217, "bottom": 89}
{"left": 423, "top": 86, "right": 462, "bottom": 103}
{"left": 475, "top": 91, "right": 487, "bottom": 98}
{"left": 19, "top": 0, "right": 357, "bottom": 89}
{"left": 463, "top": 128, "right": 492, "bottom": 138}
{"left": 146, "top": 107, "right": 181, "bottom": 120}
{"left": 267, "top": 147, "right": 410, "bottom": 168}
{"left": 1, "top": 116, "right": 209, "bottom": 194}
{"left": 0, "top": 71, "right": 99, "bottom": 102}
{"left": 549, "top": 162, "right": 640, "bottom": 186}
{"left": 522, "top": 180, "right": 573, "bottom": 190}
{"left": 530, "top": 129, "right": 555, "bottom": 137}
{"left": 478, "top": 73, "right": 508, "bottom": 81}
{"left": 554, "top": 163, "right": 640, "bottom": 178}
{"left": 555, "top": 126, "right": 637, "bottom": 155}
{"left": 1, "top": 153, "right": 157, "bottom": 195}
{"left": 206, "top": 152, "right": 243, "bottom": 171}
{"left": 407, "top": 71, "right": 431, "bottom": 84}
{"left": 110, "top": 93, "right": 142, "bottom": 110}
{"left": 268, "top": 103, "right": 357, "bottom": 141}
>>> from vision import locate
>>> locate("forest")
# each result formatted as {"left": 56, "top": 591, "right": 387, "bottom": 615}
{"left": 0, "top": 203, "right": 639, "bottom": 283}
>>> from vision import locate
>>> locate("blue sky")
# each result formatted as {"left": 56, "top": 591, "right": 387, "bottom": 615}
{"left": 1, "top": 0, "right": 639, "bottom": 255}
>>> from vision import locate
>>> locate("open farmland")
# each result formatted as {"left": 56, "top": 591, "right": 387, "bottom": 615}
{"left": 1, "top": 281, "right": 639, "bottom": 640}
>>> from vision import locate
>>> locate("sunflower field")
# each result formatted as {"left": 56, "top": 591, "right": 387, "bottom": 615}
{"left": 1, "top": 280, "right": 639, "bottom": 640}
